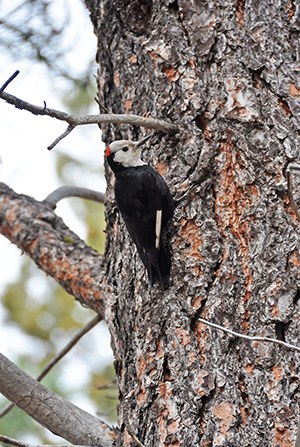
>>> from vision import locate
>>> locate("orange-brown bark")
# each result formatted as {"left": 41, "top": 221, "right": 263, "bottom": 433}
{"left": 0, "top": 183, "right": 105, "bottom": 314}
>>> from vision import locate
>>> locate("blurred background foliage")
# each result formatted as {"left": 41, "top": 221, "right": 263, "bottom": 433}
{"left": 0, "top": 0, "right": 117, "bottom": 443}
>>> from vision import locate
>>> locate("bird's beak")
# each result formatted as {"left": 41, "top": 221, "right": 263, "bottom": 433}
{"left": 136, "top": 134, "right": 152, "bottom": 147}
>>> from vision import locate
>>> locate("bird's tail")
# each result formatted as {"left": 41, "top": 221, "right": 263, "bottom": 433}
{"left": 145, "top": 243, "right": 172, "bottom": 289}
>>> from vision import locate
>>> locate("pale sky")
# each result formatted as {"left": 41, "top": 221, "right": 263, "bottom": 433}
{"left": 0, "top": 1, "right": 106, "bottom": 285}
{"left": 0, "top": 0, "right": 113, "bottom": 431}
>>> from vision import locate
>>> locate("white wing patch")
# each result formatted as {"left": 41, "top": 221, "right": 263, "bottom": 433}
{"left": 155, "top": 209, "right": 162, "bottom": 249}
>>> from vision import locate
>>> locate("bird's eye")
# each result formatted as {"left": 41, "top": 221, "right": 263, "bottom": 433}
{"left": 122, "top": 146, "right": 129, "bottom": 152}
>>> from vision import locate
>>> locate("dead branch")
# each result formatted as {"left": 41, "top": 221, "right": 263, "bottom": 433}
{"left": 0, "top": 70, "right": 20, "bottom": 92}
{"left": 0, "top": 354, "right": 116, "bottom": 447}
{"left": 0, "top": 315, "right": 101, "bottom": 418}
{"left": 0, "top": 71, "right": 179, "bottom": 149}
{"left": 38, "top": 314, "right": 101, "bottom": 378}
{"left": 198, "top": 318, "right": 300, "bottom": 353}
{"left": 44, "top": 186, "right": 105, "bottom": 209}
{"left": 0, "top": 183, "right": 106, "bottom": 314}
{"left": 47, "top": 124, "right": 75, "bottom": 150}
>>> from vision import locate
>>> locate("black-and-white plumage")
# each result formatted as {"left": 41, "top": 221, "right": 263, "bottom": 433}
{"left": 105, "top": 137, "right": 175, "bottom": 287}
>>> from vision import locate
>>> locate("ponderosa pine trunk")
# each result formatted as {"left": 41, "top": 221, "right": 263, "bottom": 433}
{"left": 85, "top": 1, "right": 300, "bottom": 446}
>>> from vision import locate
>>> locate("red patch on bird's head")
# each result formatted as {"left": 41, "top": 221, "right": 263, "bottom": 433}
{"left": 105, "top": 146, "right": 111, "bottom": 157}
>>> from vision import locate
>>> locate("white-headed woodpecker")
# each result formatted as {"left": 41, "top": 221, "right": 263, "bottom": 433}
{"left": 105, "top": 136, "right": 175, "bottom": 288}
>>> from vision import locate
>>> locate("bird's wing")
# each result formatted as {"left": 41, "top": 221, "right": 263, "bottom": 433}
{"left": 115, "top": 166, "right": 174, "bottom": 286}
{"left": 115, "top": 167, "right": 166, "bottom": 249}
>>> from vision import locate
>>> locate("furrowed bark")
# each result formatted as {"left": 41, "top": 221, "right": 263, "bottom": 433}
{"left": 85, "top": 0, "right": 300, "bottom": 446}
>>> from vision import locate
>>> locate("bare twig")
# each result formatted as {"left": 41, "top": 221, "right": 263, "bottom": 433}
{"left": 0, "top": 72, "right": 179, "bottom": 149}
{"left": 47, "top": 124, "right": 75, "bottom": 150}
{"left": 1, "top": 402, "right": 15, "bottom": 418}
{"left": 96, "top": 379, "right": 117, "bottom": 390}
{"left": 38, "top": 314, "right": 101, "bottom": 380}
{"left": 0, "top": 435, "right": 91, "bottom": 447}
{"left": 44, "top": 186, "right": 105, "bottom": 209}
{"left": 198, "top": 318, "right": 300, "bottom": 353}
{"left": 0, "top": 70, "right": 20, "bottom": 92}
{"left": 0, "top": 315, "right": 101, "bottom": 418}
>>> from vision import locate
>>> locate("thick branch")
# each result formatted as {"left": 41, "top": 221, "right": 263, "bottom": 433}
{"left": 0, "top": 183, "right": 106, "bottom": 314}
{"left": 0, "top": 353, "right": 116, "bottom": 447}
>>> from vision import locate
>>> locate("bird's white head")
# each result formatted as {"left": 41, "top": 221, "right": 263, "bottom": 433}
{"left": 105, "top": 135, "right": 151, "bottom": 171}
{"left": 106, "top": 139, "right": 146, "bottom": 168}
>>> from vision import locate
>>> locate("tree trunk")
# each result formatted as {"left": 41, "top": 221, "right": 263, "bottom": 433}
{"left": 85, "top": 0, "right": 300, "bottom": 446}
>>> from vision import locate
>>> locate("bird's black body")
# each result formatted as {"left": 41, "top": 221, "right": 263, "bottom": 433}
{"left": 114, "top": 165, "right": 174, "bottom": 285}
{"left": 106, "top": 139, "right": 175, "bottom": 287}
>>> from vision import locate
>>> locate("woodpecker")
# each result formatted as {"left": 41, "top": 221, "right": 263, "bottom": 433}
{"left": 105, "top": 136, "right": 175, "bottom": 288}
